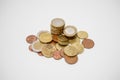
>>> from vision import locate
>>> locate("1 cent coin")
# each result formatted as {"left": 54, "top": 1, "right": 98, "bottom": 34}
{"left": 26, "top": 35, "right": 37, "bottom": 44}
{"left": 64, "top": 54, "right": 78, "bottom": 64}
{"left": 82, "top": 39, "right": 94, "bottom": 49}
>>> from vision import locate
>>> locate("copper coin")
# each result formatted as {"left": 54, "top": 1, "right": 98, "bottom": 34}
{"left": 60, "top": 49, "right": 65, "bottom": 57}
{"left": 26, "top": 35, "right": 37, "bottom": 44}
{"left": 64, "top": 54, "right": 78, "bottom": 64}
{"left": 82, "top": 39, "right": 94, "bottom": 49}
{"left": 29, "top": 45, "right": 33, "bottom": 52}
{"left": 37, "top": 52, "right": 43, "bottom": 56}
{"left": 52, "top": 34, "right": 58, "bottom": 42}
{"left": 53, "top": 50, "right": 62, "bottom": 60}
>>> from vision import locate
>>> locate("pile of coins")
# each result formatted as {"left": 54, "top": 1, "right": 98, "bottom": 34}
{"left": 26, "top": 18, "right": 95, "bottom": 64}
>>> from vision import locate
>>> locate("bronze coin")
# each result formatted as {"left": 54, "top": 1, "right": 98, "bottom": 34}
{"left": 52, "top": 34, "right": 58, "bottom": 42}
{"left": 64, "top": 54, "right": 78, "bottom": 64}
{"left": 37, "top": 52, "right": 43, "bottom": 56}
{"left": 26, "top": 35, "right": 37, "bottom": 44}
{"left": 29, "top": 45, "right": 33, "bottom": 52}
{"left": 82, "top": 39, "right": 94, "bottom": 49}
{"left": 53, "top": 50, "right": 62, "bottom": 60}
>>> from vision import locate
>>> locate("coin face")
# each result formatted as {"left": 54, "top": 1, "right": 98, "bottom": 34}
{"left": 64, "top": 45, "right": 78, "bottom": 56}
{"left": 26, "top": 35, "right": 37, "bottom": 44}
{"left": 32, "top": 40, "right": 43, "bottom": 52}
{"left": 72, "top": 43, "right": 84, "bottom": 54}
{"left": 37, "top": 30, "right": 49, "bottom": 38}
{"left": 69, "top": 37, "right": 80, "bottom": 44}
{"left": 64, "top": 25, "right": 77, "bottom": 37}
{"left": 51, "top": 18, "right": 65, "bottom": 27}
{"left": 55, "top": 43, "right": 66, "bottom": 51}
{"left": 82, "top": 39, "right": 94, "bottom": 49}
{"left": 58, "top": 35, "right": 68, "bottom": 42}
{"left": 42, "top": 44, "right": 56, "bottom": 58}
{"left": 77, "top": 31, "right": 88, "bottom": 39}
{"left": 53, "top": 50, "right": 62, "bottom": 60}
{"left": 64, "top": 54, "right": 78, "bottom": 64}
{"left": 39, "top": 32, "right": 52, "bottom": 43}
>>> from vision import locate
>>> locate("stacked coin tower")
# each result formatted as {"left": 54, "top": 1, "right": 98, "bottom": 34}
{"left": 26, "top": 18, "right": 95, "bottom": 64}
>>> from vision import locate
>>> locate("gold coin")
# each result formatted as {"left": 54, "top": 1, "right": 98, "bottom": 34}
{"left": 69, "top": 37, "right": 80, "bottom": 44}
{"left": 77, "top": 31, "right": 88, "bottom": 39}
{"left": 58, "top": 35, "right": 68, "bottom": 42}
{"left": 64, "top": 25, "right": 77, "bottom": 37}
{"left": 42, "top": 44, "right": 56, "bottom": 58}
{"left": 64, "top": 45, "right": 78, "bottom": 56}
{"left": 32, "top": 40, "right": 43, "bottom": 52}
{"left": 39, "top": 32, "right": 52, "bottom": 43}
{"left": 72, "top": 43, "right": 84, "bottom": 54}
{"left": 55, "top": 43, "right": 66, "bottom": 51}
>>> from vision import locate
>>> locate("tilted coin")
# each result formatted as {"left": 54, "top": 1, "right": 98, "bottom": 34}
{"left": 64, "top": 45, "right": 78, "bottom": 56}
{"left": 64, "top": 54, "right": 78, "bottom": 64}
{"left": 55, "top": 43, "right": 66, "bottom": 51}
{"left": 72, "top": 43, "right": 84, "bottom": 54}
{"left": 82, "top": 39, "right": 94, "bottom": 49}
{"left": 26, "top": 35, "right": 37, "bottom": 44}
{"left": 69, "top": 36, "right": 80, "bottom": 44}
{"left": 42, "top": 44, "right": 56, "bottom": 58}
{"left": 37, "top": 30, "right": 49, "bottom": 38}
{"left": 77, "top": 31, "right": 88, "bottom": 39}
{"left": 64, "top": 25, "right": 77, "bottom": 37}
{"left": 58, "top": 35, "right": 68, "bottom": 42}
{"left": 39, "top": 32, "right": 52, "bottom": 43}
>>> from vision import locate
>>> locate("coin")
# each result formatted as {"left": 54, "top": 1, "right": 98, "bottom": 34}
{"left": 72, "top": 43, "right": 84, "bottom": 54}
{"left": 60, "top": 49, "right": 65, "bottom": 57}
{"left": 37, "top": 30, "right": 49, "bottom": 38}
{"left": 26, "top": 35, "right": 37, "bottom": 44}
{"left": 58, "top": 35, "right": 68, "bottom": 42}
{"left": 32, "top": 40, "right": 43, "bottom": 52}
{"left": 69, "top": 36, "right": 80, "bottom": 44}
{"left": 64, "top": 45, "right": 78, "bottom": 56}
{"left": 29, "top": 45, "right": 33, "bottom": 52}
{"left": 52, "top": 34, "right": 58, "bottom": 42}
{"left": 82, "top": 39, "right": 94, "bottom": 49}
{"left": 55, "top": 43, "right": 66, "bottom": 51}
{"left": 37, "top": 52, "right": 43, "bottom": 56}
{"left": 64, "top": 25, "right": 77, "bottom": 37}
{"left": 64, "top": 54, "right": 78, "bottom": 64}
{"left": 39, "top": 32, "right": 52, "bottom": 43}
{"left": 53, "top": 50, "right": 62, "bottom": 60}
{"left": 42, "top": 44, "right": 56, "bottom": 58}
{"left": 77, "top": 31, "right": 88, "bottom": 39}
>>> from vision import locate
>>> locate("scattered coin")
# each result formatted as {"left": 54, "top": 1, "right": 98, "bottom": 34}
{"left": 82, "top": 39, "right": 94, "bottom": 49}
{"left": 64, "top": 25, "right": 77, "bottom": 37}
{"left": 53, "top": 50, "right": 62, "bottom": 60}
{"left": 26, "top": 35, "right": 37, "bottom": 44}
{"left": 72, "top": 43, "right": 84, "bottom": 54}
{"left": 55, "top": 43, "right": 66, "bottom": 51}
{"left": 77, "top": 31, "right": 88, "bottom": 39}
{"left": 39, "top": 32, "right": 52, "bottom": 43}
{"left": 42, "top": 44, "right": 56, "bottom": 58}
{"left": 64, "top": 54, "right": 78, "bottom": 64}
{"left": 64, "top": 45, "right": 78, "bottom": 56}
{"left": 32, "top": 40, "right": 43, "bottom": 52}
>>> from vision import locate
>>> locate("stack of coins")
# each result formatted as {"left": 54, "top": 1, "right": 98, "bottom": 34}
{"left": 26, "top": 18, "right": 95, "bottom": 65}
{"left": 51, "top": 18, "right": 65, "bottom": 35}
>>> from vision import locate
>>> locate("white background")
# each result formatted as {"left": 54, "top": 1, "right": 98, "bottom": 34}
{"left": 0, "top": 0, "right": 120, "bottom": 80}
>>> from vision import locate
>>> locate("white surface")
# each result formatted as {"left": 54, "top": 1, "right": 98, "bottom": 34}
{"left": 0, "top": 0, "right": 120, "bottom": 80}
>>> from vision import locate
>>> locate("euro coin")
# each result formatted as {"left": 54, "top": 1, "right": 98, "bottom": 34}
{"left": 64, "top": 25, "right": 77, "bottom": 37}
{"left": 64, "top": 45, "right": 78, "bottom": 56}
{"left": 32, "top": 40, "right": 43, "bottom": 52}
{"left": 26, "top": 35, "right": 37, "bottom": 44}
{"left": 39, "top": 32, "right": 52, "bottom": 43}
{"left": 77, "top": 31, "right": 88, "bottom": 39}
{"left": 82, "top": 39, "right": 94, "bottom": 49}
{"left": 64, "top": 54, "right": 78, "bottom": 64}
{"left": 42, "top": 44, "right": 56, "bottom": 58}
{"left": 72, "top": 43, "right": 84, "bottom": 54}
